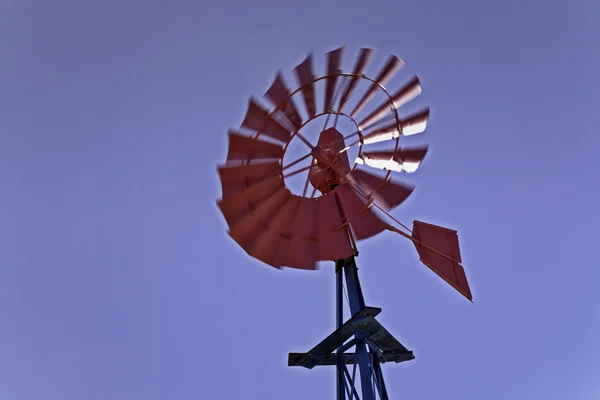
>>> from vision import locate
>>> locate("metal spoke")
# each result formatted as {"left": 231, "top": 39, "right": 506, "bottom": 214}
{"left": 283, "top": 164, "right": 312, "bottom": 179}
{"left": 295, "top": 131, "right": 315, "bottom": 150}
{"left": 301, "top": 161, "right": 315, "bottom": 197}
{"left": 282, "top": 152, "right": 312, "bottom": 172}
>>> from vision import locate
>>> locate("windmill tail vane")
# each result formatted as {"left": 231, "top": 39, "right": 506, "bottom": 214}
{"left": 216, "top": 46, "right": 472, "bottom": 399}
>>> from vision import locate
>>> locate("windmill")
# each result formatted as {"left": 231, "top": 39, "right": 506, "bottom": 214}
{"left": 216, "top": 46, "right": 472, "bottom": 400}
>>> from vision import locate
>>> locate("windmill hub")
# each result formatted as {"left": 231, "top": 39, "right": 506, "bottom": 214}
{"left": 307, "top": 127, "right": 351, "bottom": 194}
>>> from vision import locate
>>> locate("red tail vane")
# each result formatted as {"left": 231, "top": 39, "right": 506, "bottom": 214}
{"left": 411, "top": 221, "right": 472, "bottom": 301}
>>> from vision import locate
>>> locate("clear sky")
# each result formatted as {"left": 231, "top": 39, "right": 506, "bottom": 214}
{"left": 1, "top": 0, "right": 599, "bottom": 399}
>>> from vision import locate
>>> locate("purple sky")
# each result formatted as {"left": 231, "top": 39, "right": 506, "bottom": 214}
{"left": 2, "top": 0, "right": 599, "bottom": 399}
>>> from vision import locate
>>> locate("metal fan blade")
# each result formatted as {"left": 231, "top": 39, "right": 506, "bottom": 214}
{"left": 256, "top": 234, "right": 317, "bottom": 270}
{"left": 285, "top": 197, "right": 319, "bottom": 238}
{"left": 251, "top": 195, "right": 300, "bottom": 268}
{"left": 362, "top": 108, "right": 430, "bottom": 144}
{"left": 294, "top": 54, "right": 317, "bottom": 118}
{"left": 350, "top": 55, "right": 404, "bottom": 118}
{"left": 281, "top": 238, "right": 318, "bottom": 270}
{"left": 324, "top": 47, "right": 344, "bottom": 112}
{"left": 265, "top": 72, "right": 303, "bottom": 130}
{"left": 228, "top": 187, "right": 290, "bottom": 252}
{"left": 400, "top": 107, "right": 429, "bottom": 135}
{"left": 349, "top": 169, "right": 414, "bottom": 211}
{"left": 334, "top": 184, "right": 389, "bottom": 240}
{"left": 241, "top": 98, "right": 292, "bottom": 143}
{"left": 279, "top": 197, "right": 320, "bottom": 269}
{"left": 218, "top": 162, "right": 280, "bottom": 197}
{"left": 249, "top": 229, "right": 286, "bottom": 268}
{"left": 267, "top": 194, "right": 301, "bottom": 235}
{"left": 412, "top": 221, "right": 472, "bottom": 301}
{"left": 228, "top": 224, "right": 270, "bottom": 263}
{"left": 356, "top": 146, "right": 429, "bottom": 173}
{"left": 226, "top": 130, "right": 284, "bottom": 162}
{"left": 339, "top": 48, "right": 374, "bottom": 112}
{"left": 316, "top": 193, "right": 354, "bottom": 260}
{"left": 358, "top": 77, "right": 421, "bottom": 129}
{"left": 218, "top": 174, "right": 285, "bottom": 228}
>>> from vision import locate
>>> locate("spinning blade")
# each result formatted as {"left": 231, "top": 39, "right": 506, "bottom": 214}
{"left": 350, "top": 55, "right": 404, "bottom": 118}
{"left": 349, "top": 169, "right": 414, "bottom": 211}
{"left": 339, "top": 48, "right": 374, "bottom": 112}
{"left": 334, "top": 184, "right": 390, "bottom": 240}
{"left": 294, "top": 54, "right": 317, "bottom": 118}
{"left": 265, "top": 72, "right": 303, "bottom": 130}
{"left": 241, "top": 98, "right": 292, "bottom": 143}
{"left": 358, "top": 77, "right": 422, "bottom": 129}
{"left": 226, "top": 130, "right": 284, "bottom": 162}
{"left": 324, "top": 47, "right": 344, "bottom": 112}
{"left": 362, "top": 108, "right": 430, "bottom": 144}
{"left": 356, "top": 146, "right": 429, "bottom": 173}
{"left": 218, "top": 162, "right": 280, "bottom": 197}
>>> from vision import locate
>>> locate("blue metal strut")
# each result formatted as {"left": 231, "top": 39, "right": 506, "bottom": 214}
{"left": 289, "top": 257, "right": 414, "bottom": 399}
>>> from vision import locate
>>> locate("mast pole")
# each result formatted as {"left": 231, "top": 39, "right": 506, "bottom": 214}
{"left": 336, "top": 261, "right": 346, "bottom": 400}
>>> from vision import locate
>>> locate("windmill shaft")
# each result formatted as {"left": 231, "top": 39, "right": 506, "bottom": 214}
{"left": 336, "top": 258, "right": 383, "bottom": 400}
{"left": 336, "top": 266, "right": 346, "bottom": 400}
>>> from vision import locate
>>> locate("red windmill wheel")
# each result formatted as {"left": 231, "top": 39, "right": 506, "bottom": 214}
{"left": 216, "top": 46, "right": 472, "bottom": 399}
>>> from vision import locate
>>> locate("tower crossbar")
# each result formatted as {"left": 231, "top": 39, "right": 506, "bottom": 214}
{"left": 288, "top": 258, "right": 414, "bottom": 399}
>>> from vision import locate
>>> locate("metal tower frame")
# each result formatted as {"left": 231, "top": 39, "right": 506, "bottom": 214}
{"left": 289, "top": 257, "right": 414, "bottom": 399}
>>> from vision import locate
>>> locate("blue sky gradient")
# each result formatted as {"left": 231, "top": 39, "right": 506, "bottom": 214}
{"left": 1, "top": 0, "right": 599, "bottom": 399}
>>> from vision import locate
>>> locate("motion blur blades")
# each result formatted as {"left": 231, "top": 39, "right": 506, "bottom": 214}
{"left": 316, "top": 193, "right": 355, "bottom": 261}
{"left": 251, "top": 193, "right": 299, "bottom": 268}
{"left": 226, "top": 130, "right": 284, "bottom": 162}
{"left": 350, "top": 55, "right": 404, "bottom": 118}
{"left": 362, "top": 108, "right": 430, "bottom": 144}
{"left": 228, "top": 186, "right": 290, "bottom": 262}
{"left": 324, "top": 47, "right": 344, "bottom": 112}
{"left": 241, "top": 97, "right": 292, "bottom": 143}
{"left": 358, "top": 76, "right": 422, "bottom": 129}
{"left": 412, "top": 221, "right": 473, "bottom": 301}
{"left": 294, "top": 54, "right": 317, "bottom": 118}
{"left": 218, "top": 162, "right": 280, "bottom": 197}
{"left": 356, "top": 146, "right": 429, "bottom": 173}
{"left": 334, "top": 184, "right": 389, "bottom": 240}
{"left": 349, "top": 169, "right": 415, "bottom": 211}
{"left": 218, "top": 174, "right": 284, "bottom": 228}
{"left": 281, "top": 198, "right": 320, "bottom": 270}
{"left": 339, "top": 48, "right": 374, "bottom": 112}
{"left": 265, "top": 72, "right": 303, "bottom": 130}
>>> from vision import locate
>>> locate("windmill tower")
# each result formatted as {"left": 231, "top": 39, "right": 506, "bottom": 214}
{"left": 216, "top": 47, "right": 472, "bottom": 400}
